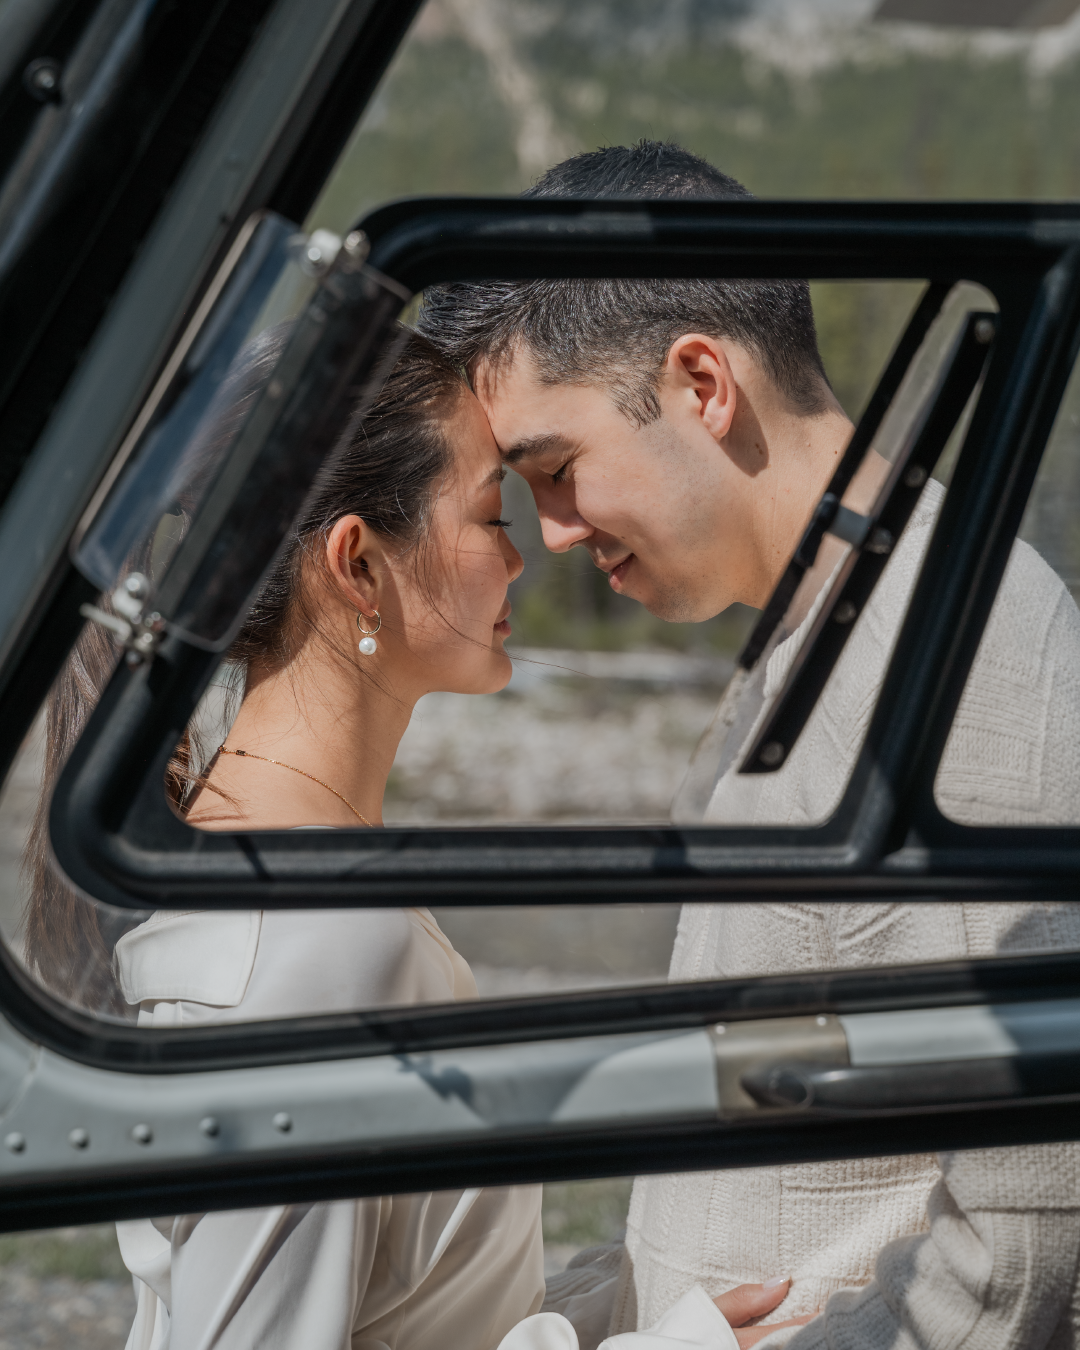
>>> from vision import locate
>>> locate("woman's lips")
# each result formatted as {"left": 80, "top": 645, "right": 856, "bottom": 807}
{"left": 607, "top": 556, "right": 633, "bottom": 591}
{"left": 494, "top": 608, "right": 512, "bottom": 637}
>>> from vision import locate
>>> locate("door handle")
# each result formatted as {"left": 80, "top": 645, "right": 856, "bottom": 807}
{"left": 740, "top": 1050, "right": 1080, "bottom": 1113}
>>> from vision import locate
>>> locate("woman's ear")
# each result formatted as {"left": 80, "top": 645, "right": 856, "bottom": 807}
{"left": 663, "top": 334, "right": 739, "bottom": 443}
{"left": 325, "top": 515, "right": 383, "bottom": 616}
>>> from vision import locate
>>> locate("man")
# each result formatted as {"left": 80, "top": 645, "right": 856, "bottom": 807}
{"left": 420, "top": 141, "right": 1080, "bottom": 1349}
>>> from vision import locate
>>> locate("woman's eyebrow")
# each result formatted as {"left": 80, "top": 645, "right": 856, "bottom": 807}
{"left": 503, "top": 432, "right": 574, "bottom": 465}
{"left": 480, "top": 465, "right": 508, "bottom": 488}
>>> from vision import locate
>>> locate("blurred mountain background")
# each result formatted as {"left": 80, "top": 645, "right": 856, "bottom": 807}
{"left": 318, "top": 0, "right": 1080, "bottom": 221}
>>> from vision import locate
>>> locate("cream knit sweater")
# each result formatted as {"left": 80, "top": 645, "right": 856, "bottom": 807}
{"left": 611, "top": 481, "right": 1080, "bottom": 1346}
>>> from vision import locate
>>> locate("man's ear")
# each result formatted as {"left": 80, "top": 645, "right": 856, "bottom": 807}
{"left": 325, "top": 515, "right": 383, "bottom": 617}
{"left": 663, "top": 335, "right": 739, "bottom": 443}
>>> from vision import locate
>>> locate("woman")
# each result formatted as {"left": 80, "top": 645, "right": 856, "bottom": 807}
{"left": 107, "top": 329, "right": 551, "bottom": 1350}
{"left": 26, "top": 329, "right": 806, "bottom": 1350}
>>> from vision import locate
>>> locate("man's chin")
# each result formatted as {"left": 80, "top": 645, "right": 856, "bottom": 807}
{"left": 637, "top": 579, "right": 725, "bottom": 624}
{"left": 650, "top": 600, "right": 704, "bottom": 623}
{"left": 611, "top": 562, "right": 726, "bottom": 623}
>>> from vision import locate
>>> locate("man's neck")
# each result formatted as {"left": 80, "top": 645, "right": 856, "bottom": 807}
{"left": 740, "top": 402, "right": 854, "bottom": 609}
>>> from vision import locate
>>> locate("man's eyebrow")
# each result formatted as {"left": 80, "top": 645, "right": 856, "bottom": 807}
{"left": 503, "top": 432, "right": 574, "bottom": 465}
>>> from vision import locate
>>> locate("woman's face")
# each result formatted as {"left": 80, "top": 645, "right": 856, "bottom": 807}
{"left": 399, "top": 390, "right": 524, "bottom": 696}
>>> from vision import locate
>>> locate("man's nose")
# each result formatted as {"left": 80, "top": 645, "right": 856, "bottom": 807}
{"left": 537, "top": 505, "right": 592, "bottom": 554}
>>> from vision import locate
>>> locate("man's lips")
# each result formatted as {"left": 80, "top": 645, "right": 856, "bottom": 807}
{"left": 606, "top": 555, "right": 634, "bottom": 591}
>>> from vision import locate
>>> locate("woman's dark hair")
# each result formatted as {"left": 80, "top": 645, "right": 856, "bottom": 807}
{"left": 229, "top": 328, "right": 464, "bottom": 675}
{"left": 22, "top": 327, "right": 466, "bottom": 1012}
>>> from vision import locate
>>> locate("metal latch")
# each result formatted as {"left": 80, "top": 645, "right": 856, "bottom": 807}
{"left": 797, "top": 492, "right": 895, "bottom": 566}
{"left": 711, "top": 1014, "right": 849, "bottom": 1119}
{"left": 828, "top": 504, "right": 894, "bottom": 555}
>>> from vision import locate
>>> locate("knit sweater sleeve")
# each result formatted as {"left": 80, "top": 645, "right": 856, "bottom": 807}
{"left": 754, "top": 1144, "right": 1080, "bottom": 1350}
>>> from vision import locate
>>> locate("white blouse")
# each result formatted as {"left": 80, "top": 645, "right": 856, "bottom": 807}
{"left": 114, "top": 907, "right": 545, "bottom": 1350}
{"left": 114, "top": 907, "right": 739, "bottom": 1350}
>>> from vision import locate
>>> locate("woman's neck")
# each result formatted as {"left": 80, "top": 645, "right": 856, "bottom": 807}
{"left": 188, "top": 643, "right": 416, "bottom": 830}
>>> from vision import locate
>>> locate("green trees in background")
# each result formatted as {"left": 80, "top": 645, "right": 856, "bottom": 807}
{"left": 312, "top": 0, "right": 1080, "bottom": 650}
{"left": 319, "top": 1, "right": 1080, "bottom": 223}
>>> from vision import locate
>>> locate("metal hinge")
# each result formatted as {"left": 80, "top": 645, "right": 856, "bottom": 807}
{"left": 79, "top": 572, "right": 163, "bottom": 666}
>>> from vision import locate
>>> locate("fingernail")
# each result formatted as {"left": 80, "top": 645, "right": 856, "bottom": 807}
{"left": 763, "top": 1276, "right": 789, "bottom": 1290}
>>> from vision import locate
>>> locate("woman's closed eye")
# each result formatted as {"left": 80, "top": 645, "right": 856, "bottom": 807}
{"left": 488, "top": 518, "right": 513, "bottom": 529}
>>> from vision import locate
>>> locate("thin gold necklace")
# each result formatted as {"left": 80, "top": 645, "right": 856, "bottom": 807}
{"left": 218, "top": 746, "right": 372, "bottom": 826}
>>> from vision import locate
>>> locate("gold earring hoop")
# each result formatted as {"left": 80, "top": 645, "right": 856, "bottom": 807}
{"left": 356, "top": 610, "right": 381, "bottom": 655}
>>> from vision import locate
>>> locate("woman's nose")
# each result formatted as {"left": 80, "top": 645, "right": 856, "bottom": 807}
{"left": 501, "top": 530, "right": 524, "bottom": 583}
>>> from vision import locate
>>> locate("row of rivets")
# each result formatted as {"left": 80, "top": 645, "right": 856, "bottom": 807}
{"left": 2, "top": 1113, "right": 297, "bottom": 1154}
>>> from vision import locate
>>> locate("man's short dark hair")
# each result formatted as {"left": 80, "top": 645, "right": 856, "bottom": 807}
{"left": 418, "top": 140, "right": 831, "bottom": 424}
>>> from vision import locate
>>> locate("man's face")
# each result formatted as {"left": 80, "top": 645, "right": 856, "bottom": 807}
{"left": 473, "top": 346, "right": 763, "bottom": 623}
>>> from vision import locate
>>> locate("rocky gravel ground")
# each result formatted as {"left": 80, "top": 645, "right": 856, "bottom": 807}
{"left": 0, "top": 1227, "right": 134, "bottom": 1350}
{"left": 0, "top": 1270, "right": 135, "bottom": 1350}
{"left": 383, "top": 652, "right": 729, "bottom": 825}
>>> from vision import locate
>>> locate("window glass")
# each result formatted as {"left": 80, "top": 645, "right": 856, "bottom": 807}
{"left": 72, "top": 213, "right": 314, "bottom": 606}
{"left": 934, "top": 335, "right": 1080, "bottom": 827}
{"left": 0, "top": 272, "right": 989, "bottom": 1024}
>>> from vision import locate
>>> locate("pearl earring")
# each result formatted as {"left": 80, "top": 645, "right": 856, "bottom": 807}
{"left": 356, "top": 610, "right": 381, "bottom": 655}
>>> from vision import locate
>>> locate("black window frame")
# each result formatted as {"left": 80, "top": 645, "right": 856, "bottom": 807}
{"left": 41, "top": 200, "right": 1080, "bottom": 930}
{"left": 4, "top": 0, "right": 1080, "bottom": 1236}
